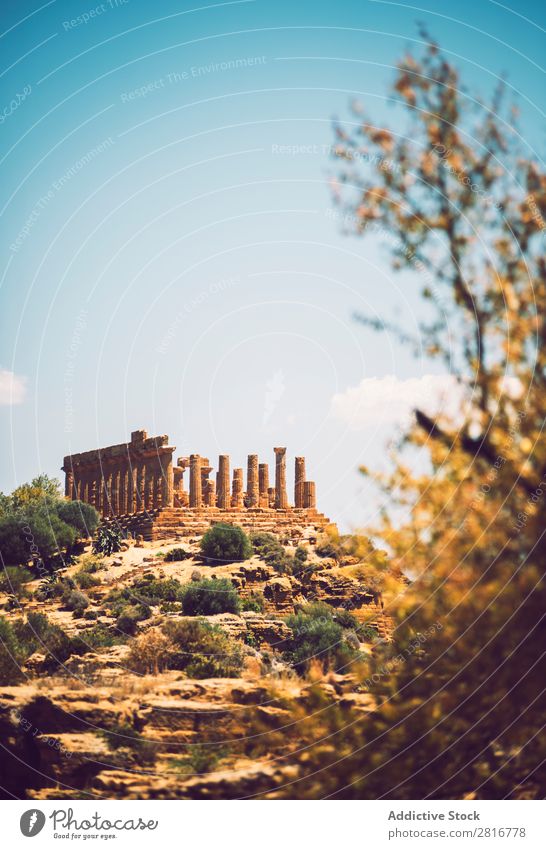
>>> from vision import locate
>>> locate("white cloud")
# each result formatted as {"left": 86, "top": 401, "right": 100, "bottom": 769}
{"left": 330, "top": 374, "right": 464, "bottom": 430}
{"left": 0, "top": 369, "right": 27, "bottom": 405}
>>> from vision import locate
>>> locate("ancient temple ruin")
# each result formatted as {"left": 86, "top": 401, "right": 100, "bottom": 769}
{"left": 62, "top": 430, "right": 333, "bottom": 540}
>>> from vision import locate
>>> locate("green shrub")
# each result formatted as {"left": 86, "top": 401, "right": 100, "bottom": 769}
{"left": 35, "top": 574, "right": 67, "bottom": 601}
{"left": 285, "top": 603, "right": 359, "bottom": 675}
{"left": 163, "top": 619, "right": 243, "bottom": 678}
{"left": 200, "top": 523, "right": 252, "bottom": 564}
{"left": 0, "top": 491, "right": 99, "bottom": 569}
{"left": 115, "top": 610, "right": 140, "bottom": 636}
{"left": 315, "top": 541, "right": 340, "bottom": 559}
{"left": 0, "top": 566, "right": 34, "bottom": 595}
{"left": 164, "top": 547, "right": 190, "bottom": 562}
{"left": 106, "top": 579, "right": 182, "bottom": 614}
{"left": 294, "top": 546, "right": 308, "bottom": 564}
{"left": 250, "top": 532, "right": 293, "bottom": 574}
{"left": 115, "top": 602, "right": 150, "bottom": 635}
{"left": 180, "top": 578, "right": 240, "bottom": 616}
{"left": 13, "top": 612, "right": 77, "bottom": 670}
{"left": 64, "top": 589, "right": 90, "bottom": 615}
{"left": 0, "top": 618, "right": 25, "bottom": 684}
{"left": 333, "top": 608, "right": 359, "bottom": 629}
{"left": 74, "top": 570, "right": 100, "bottom": 589}
{"left": 71, "top": 624, "right": 124, "bottom": 651}
{"left": 93, "top": 525, "right": 122, "bottom": 556}
{"left": 132, "top": 577, "right": 183, "bottom": 604}
{"left": 159, "top": 601, "right": 182, "bottom": 613}
{"left": 56, "top": 500, "right": 100, "bottom": 538}
{"left": 170, "top": 743, "right": 228, "bottom": 774}
{"left": 241, "top": 591, "right": 265, "bottom": 613}
{"left": 99, "top": 722, "right": 156, "bottom": 766}
{"left": 355, "top": 622, "right": 379, "bottom": 642}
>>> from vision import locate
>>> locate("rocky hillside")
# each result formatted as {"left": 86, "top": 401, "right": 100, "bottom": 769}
{"left": 0, "top": 525, "right": 396, "bottom": 799}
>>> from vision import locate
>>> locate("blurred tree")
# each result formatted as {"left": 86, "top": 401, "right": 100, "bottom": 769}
{"left": 282, "top": 33, "right": 546, "bottom": 799}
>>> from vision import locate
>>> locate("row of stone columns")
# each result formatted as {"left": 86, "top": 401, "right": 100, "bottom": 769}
{"left": 66, "top": 447, "right": 316, "bottom": 515}
{"left": 66, "top": 454, "right": 174, "bottom": 517}
{"left": 182, "top": 449, "right": 316, "bottom": 510}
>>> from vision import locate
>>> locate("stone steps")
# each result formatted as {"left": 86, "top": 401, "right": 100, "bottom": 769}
{"left": 104, "top": 506, "right": 335, "bottom": 541}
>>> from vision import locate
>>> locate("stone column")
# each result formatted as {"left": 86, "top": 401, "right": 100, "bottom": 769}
{"left": 113, "top": 469, "right": 121, "bottom": 515}
{"left": 268, "top": 487, "right": 276, "bottom": 508}
{"left": 128, "top": 466, "right": 136, "bottom": 513}
{"left": 105, "top": 471, "right": 113, "bottom": 516}
{"left": 232, "top": 468, "right": 244, "bottom": 509}
{"left": 259, "top": 463, "right": 269, "bottom": 508}
{"left": 137, "top": 462, "right": 146, "bottom": 511}
{"left": 205, "top": 479, "right": 216, "bottom": 507}
{"left": 118, "top": 468, "right": 127, "bottom": 514}
{"left": 81, "top": 471, "right": 89, "bottom": 504}
{"left": 246, "top": 454, "right": 259, "bottom": 508}
{"left": 217, "top": 454, "right": 230, "bottom": 509}
{"left": 145, "top": 460, "right": 154, "bottom": 510}
{"left": 161, "top": 454, "right": 174, "bottom": 508}
{"left": 97, "top": 473, "right": 105, "bottom": 515}
{"left": 294, "top": 457, "right": 306, "bottom": 508}
{"left": 303, "top": 481, "right": 316, "bottom": 509}
{"left": 200, "top": 459, "right": 212, "bottom": 506}
{"left": 65, "top": 470, "right": 74, "bottom": 499}
{"left": 274, "top": 447, "right": 288, "bottom": 509}
{"left": 189, "top": 454, "right": 202, "bottom": 508}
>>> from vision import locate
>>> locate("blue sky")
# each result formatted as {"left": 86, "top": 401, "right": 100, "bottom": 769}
{"left": 1, "top": 0, "right": 545, "bottom": 530}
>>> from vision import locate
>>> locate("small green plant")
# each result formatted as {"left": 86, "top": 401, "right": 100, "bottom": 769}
{"left": 64, "top": 589, "right": 90, "bottom": 616}
{"left": 180, "top": 578, "right": 240, "bottom": 616}
{"left": 294, "top": 546, "right": 308, "bottom": 564}
{"left": 93, "top": 525, "right": 122, "bottom": 556}
{"left": 115, "top": 602, "right": 150, "bottom": 635}
{"left": 0, "top": 618, "right": 25, "bottom": 684}
{"left": 315, "top": 541, "right": 340, "bottom": 560}
{"left": 200, "top": 523, "right": 252, "bottom": 564}
{"left": 170, "top": 743, "right": 228, "bottom": 775}
{"left": 35, "top": 574, "right": 66, "bottom": 601}
{"left": 333, "top": 608, "right": 359, "bottom": 629}
{"left": 115, "top": 610, "right": 140, "bottom": 636}
{"left": 241, "top": 591, "right": 265, "bottom": 613}
{"left": 74, "top": 570, "right": 100, "bottom": 589}
{"left": 99, "top": 722, "right": 157, "bottom": 766}
{"left": 164, "top": 547, "right": 190, "bottom": 562}
{"left": 159, "top": 600, "right": 182, "bottom": 614}
{"left": 250, "top": 532, "right": 294, "bottom": 574}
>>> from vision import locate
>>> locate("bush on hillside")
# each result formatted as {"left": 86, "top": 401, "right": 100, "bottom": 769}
{"left": 200, "top": 523, "right": 252, "bottom": 564}
{"left": 0, "top": 566, "right": 34, "bottom": 596}
{"left": 250, "top": 532, "right": 294, "bottom": 574}
{"left": 163, "top": 619, "right": 243, "bottom": 678}
{"left": 180, "top": 578, "right": 240, "bottom": 616}
{"left": 285, "top": 603, "right": 359, "bottom": 675}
